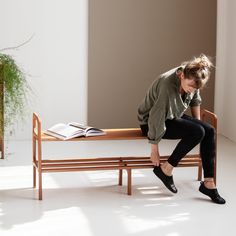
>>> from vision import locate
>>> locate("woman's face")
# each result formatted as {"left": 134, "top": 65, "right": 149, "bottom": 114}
{"left": 180, "top": 73, "right": 197, "bottom": 94}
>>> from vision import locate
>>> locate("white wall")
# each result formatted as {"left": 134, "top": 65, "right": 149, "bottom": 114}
{"left": 0, "top": 0, "right": 88, "bottom": 140}
{"left": 215, "top": 0, "right": 236, "bottom": 142}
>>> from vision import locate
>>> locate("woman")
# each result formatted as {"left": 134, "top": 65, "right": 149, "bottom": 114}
{"left": 137, "top": 54, "right": 225, "bottom": 204}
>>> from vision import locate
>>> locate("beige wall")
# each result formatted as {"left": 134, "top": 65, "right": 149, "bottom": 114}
{"left": 88, "top": 0, "right": 216, "bottom": 128}
{"left": 215, "top": 0, "right": 236, "bottom": 142}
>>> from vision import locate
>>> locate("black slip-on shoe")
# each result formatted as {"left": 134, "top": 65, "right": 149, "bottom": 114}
{"left": 199, "top": 182, "right": 226, "bottom": 204}
{"left": 153, "top": 166, "right": 178, "bottom": 193}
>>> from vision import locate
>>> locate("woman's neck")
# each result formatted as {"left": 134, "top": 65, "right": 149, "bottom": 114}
{"left": 180, "top": 87, "right": 185, "bottom": 95}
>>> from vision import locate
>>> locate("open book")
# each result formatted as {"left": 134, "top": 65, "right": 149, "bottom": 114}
{"left": 45, "top": 122, "right": 106, "bottom": 140}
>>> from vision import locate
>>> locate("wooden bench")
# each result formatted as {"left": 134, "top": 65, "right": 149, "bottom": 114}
{"left": 32, "top": 109, "right": 217, "bottom": 200}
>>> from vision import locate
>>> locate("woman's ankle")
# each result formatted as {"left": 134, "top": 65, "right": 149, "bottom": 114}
{"left": 203, "top": 178, "right": 216, "bottom": 189}
{"left": 161, "top": 162, "right": 174, "bottom": 176}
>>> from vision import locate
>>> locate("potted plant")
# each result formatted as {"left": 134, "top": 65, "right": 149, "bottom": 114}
{"left": 0, "top": 51, "right": 31, "bottom": 159}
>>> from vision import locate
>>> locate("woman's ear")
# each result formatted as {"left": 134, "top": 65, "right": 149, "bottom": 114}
{"left": 180, "top": 72, "right": 185, "bottom": 80}
{"left": 177, "top": 70, "right": 184, "bottom": 79}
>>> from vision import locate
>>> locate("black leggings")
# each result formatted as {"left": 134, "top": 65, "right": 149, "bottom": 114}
{"left": 141, "top": 114, "right": 216, "bottom": 178}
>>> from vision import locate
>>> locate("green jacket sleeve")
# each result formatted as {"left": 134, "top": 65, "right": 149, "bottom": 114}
{"left": 148, "top": 106, "right": 166, "bottom": 144}
{"left": 147, "top": 93, "right": 168, "bottom": 144}
{"left": 137, "top": 94, "right": 155, "bottom": 125}
{"left": 137, "top": 78, "right": 159, "bottom": 124}
{"left": 190, "top": 89, "right": 202, "bottom": 107}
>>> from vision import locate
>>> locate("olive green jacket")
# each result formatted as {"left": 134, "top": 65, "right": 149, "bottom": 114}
{"left": 137, "top": 67, "right": 201, "bottom": 144}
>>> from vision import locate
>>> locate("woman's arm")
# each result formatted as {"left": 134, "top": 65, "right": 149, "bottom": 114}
{"left": 151, "top": 143, "right": 160, "bottom": 166}
{"left": 191, "top": 105, "right": 201, "bottom": 120}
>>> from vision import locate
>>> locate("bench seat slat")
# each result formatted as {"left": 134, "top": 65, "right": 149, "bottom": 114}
{"left": 41, "top": 162, "right": 200, "bottom": 173}
{"left": 39, "top": 128, "right": 145, "bottom": 141}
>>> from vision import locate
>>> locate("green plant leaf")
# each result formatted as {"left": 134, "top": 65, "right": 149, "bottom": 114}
{"left": 0, "top": 53, "right": 31, "bottom": 137}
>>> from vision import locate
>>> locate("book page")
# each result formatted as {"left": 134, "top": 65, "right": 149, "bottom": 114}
{"left": 69, "top": 122, "right": 106, "bottom": 136}
{"left": 69, "top": 122, "right": 88, "bottom": 130}
{"left": 48, "top": 123, "right": 84, "bottom": 138}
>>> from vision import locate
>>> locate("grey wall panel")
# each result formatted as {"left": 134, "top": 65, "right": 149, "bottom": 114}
{"left": 88, "top": 0, "right": 216, "bottom": 128}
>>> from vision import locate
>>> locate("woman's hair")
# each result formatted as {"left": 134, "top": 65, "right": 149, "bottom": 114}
{"left": 182, "top": 54, "right": 213, "bottom": 89}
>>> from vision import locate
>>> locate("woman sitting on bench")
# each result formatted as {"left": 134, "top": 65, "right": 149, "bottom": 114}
{"left": 137, "top": 54, "right": 225, "bottom": 204}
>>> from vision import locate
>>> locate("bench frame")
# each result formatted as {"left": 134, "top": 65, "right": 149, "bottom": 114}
{"left": 32, "top": 109, "right": 217, "bottom": 200}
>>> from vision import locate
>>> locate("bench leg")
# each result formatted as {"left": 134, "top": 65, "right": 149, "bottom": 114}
{"left": 33, "top": 137, "right": 36, "bottom": 188}
{"left": 198, "top": 162, "right": 202, "bottom": 181}
{"left": 119, "top": 169, "right": 123, "bottom": 186}
{"left": 33, "top": 166, "right": 36, "bottom": 188}
{"left": 38, "top": 171, "right": 42, "bottom": 200}
{"left": 127, "top": 169, "right": 132, "bottom": 195}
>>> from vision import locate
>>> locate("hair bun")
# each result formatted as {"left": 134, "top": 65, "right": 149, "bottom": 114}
{"left": 197, "top": 54, "right": 213, "bottom": 70}
{"left": 182, "top": 54, "right": 214, "bottom": 89}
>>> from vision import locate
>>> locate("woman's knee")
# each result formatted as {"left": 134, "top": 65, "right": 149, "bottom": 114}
{"left": 193, "top": 125, "right": 205, "bottom": 141}
{"left": 205, "top": 125, "right": 216, "bottom": 138}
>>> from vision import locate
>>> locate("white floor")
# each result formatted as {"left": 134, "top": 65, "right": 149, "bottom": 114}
{"left": 0, "top": 135, "right": 235, "bottom": 236}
